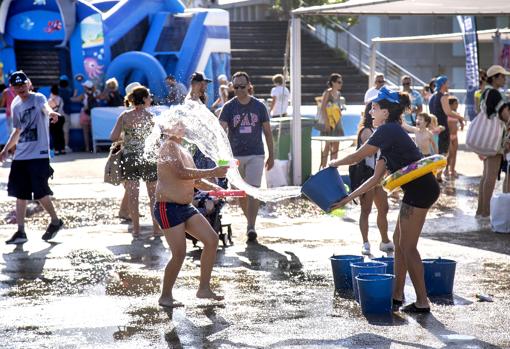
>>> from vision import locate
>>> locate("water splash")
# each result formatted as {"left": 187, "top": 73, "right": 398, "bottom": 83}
{"left": 144, "top": 101, "right": 301, "bottom": 202}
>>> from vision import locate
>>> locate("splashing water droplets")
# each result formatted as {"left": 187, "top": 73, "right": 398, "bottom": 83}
{"left": 143, "top": 101, "right": 301, "bottom": 202}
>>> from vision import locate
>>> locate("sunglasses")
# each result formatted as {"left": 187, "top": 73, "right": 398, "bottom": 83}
{"left": 233, "top": 85, "right": 247, "bottom": 90}
{"left": 402, "top": 82, "right": 411, "bottom": 86}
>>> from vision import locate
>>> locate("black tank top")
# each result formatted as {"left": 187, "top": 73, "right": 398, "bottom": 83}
{"left": 429, "top": 92, "right": 449, "bottom": 132}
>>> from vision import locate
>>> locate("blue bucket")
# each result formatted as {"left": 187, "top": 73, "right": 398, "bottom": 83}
{"left": 301, "top": 167, "right": 348, "bottom": 212}
{"left": 329, "top": 255, "right": 364, "bottom": 292}
{"left": 356, "top": 273, "right": 395, "bottom": 314}
{"left": 351, "top": 261, "right": 387, "bottom": 302}
{"left": 372, "top": 257, "right": 394, "bottom": 275}
{"left": 423, "top": 258, "right": 456, "bottom": 296}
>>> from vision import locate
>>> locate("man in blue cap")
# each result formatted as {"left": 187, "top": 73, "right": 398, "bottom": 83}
{"left": 428, "top": 76, "right": 464, "bottom": 181}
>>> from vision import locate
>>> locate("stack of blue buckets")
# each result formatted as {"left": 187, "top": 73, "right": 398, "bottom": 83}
{"left": 330, "top": 255, "right": 394, "bottom": 314}
{"left": 330, "top": 255, "right": 456, "bottom": 315}
{"left": 303, "top": 167, "right": 457, "bottom": 314}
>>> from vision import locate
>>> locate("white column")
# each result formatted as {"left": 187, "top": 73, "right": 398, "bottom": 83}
{"left": 369, "top": 40, "right": 377, "bottom": 89}
{"left": 290, "top": 15, "right": 302, "bottom": 185}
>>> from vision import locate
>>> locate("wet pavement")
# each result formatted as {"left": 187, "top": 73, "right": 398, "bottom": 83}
{"left": 1, "top": 144, "right": 510, "bottom": 348}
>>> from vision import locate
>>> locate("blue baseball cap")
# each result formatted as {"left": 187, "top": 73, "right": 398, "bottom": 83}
{"left": 435, "top": 75, "right": 448, "bottom": 92}
{"left": 371, "top": 86, "right": 400, "bottom": 104}
{"left": 59, "top": 75, "right": 69, "bottom": 81}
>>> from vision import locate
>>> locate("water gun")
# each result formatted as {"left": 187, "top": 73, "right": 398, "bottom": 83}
{"left": 208, "top": 190, "right": 246, "bottom": 198}
{"left": 217, "top": 159, "right": 239, "bottom": 168}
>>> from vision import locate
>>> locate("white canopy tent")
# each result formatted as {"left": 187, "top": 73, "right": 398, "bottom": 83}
{"left": 289, "top": 0, "right": 510, "bottom": 185}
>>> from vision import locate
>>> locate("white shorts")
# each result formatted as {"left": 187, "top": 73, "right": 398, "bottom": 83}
{"left": 237, "top": 155, "right": 265, "bottom": 187}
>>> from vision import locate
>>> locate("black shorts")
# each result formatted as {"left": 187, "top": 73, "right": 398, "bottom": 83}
{"left": 401, "top": 173, "right": 440, "bottom": 209}
{"left": 438, "top": 130, "right": 450, "bottom": 155}
{"left": 8, "top": 158, "right": 54, "bottom": 200}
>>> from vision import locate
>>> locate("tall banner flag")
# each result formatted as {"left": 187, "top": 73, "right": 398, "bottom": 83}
{"left": 457, "top": 16, "right": 479, "bottom": 121}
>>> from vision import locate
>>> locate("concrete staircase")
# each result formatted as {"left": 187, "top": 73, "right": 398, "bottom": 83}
{"left": 229, "top": 21, "right": 367, "bottom": 105}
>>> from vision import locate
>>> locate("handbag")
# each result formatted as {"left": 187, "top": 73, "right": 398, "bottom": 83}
{"left": 104, "top": 141, "right": 124, "bottom": 185}
{"left": 349, "top": 160, "right": 374, "bottom": 192}
{"left": 466, "top": 109, "right": 505, "bottom": 156}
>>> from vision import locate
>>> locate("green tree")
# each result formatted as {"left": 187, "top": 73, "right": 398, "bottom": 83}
{"left": 272, "top": 0, "right": 357, "bottom": 27}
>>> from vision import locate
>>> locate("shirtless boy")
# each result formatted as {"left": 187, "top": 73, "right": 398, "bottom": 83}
{"left": 402, "top": 112, "right": 438, "bottom": 156}
{"left": 154, "top": 120, "right": 228, "bottom": 307}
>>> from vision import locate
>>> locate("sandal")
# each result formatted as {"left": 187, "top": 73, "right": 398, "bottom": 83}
{"left": 392, "top": 298, "right": 403, "bottom": 311}
{"left": 401, "top": 302, "right": 430, "bottom": 314}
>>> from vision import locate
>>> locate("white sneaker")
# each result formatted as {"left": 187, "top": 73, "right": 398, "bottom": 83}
{"left": 361, "top": 242, "right": 371, "bottom": 255}
{"left": 65, "top": 146, "right": 73, "bottom": 153}
{"left": 380, "top": 241, "right": 395, "bottom": 253}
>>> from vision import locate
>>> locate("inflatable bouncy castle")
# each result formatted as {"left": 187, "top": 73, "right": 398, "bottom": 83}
{"left": 0, "top": 0, "right": 230, "bottom": 101}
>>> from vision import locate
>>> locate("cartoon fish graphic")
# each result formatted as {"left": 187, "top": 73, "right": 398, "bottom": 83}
{"left": 44, "top": 20, "right": 62, "bottom": 33}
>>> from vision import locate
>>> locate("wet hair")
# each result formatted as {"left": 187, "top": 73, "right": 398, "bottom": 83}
{"left": 327, "top": 73, "right": 342, "bottom": 88}
{"left": 125, "top": 86, "right": 149, "bottom": 107}
{"left": 272, "top": 74, "right": 284, "bottom": 85}
{"left": 417, "top": 112, "right": 432, "bottom": 127}
{"left": 448, "top": 95, "right": 458, "bottom": 106}
{"left": 232, "top": 71, "right": 251, "bottom": 83}
{"left": 376, "top": 92, "right": 411, "bottom": 123}
{"left": 487, "top": 73, "right": 502, "bottom": 85}
{"left": 423, "top": 85, "right": 431, "bottom": 94}
{"left": 50, "top": 84, "right": 59, "bottom": 95}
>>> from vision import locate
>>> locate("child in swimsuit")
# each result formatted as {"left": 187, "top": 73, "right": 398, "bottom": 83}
{"left": 446, "top": 96, "right": 463, "bottom": 178}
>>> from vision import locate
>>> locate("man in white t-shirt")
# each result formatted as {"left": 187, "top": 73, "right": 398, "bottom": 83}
{"left": 269, "top": 74, "right": 290, "bottom": 118}
{"left": 364, "top": 74, "right": 386, "bottom": 104}
{"left": 0, "top": 71, "right": 64, "bottom": 245}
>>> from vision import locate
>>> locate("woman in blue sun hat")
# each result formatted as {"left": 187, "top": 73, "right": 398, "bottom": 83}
{"left": 329, "top": 86, "right": 440, "bottom": 313}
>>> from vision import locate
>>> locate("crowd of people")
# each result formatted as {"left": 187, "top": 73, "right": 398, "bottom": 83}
{"left": 1, "top": 64, "right": 509, "bottom": 310}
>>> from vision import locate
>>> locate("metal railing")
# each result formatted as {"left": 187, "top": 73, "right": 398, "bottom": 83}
{"left": 303, "top": 18, "right": 426, "bottom": 88}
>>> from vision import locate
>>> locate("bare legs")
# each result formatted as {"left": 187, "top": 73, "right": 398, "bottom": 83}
{"left": 477, "top": 154, "right": 502, "bottom": 217}
{"left": 125, "top": 180, "right": 160, "bottom": 237}
{"left": 392, "top": 203, "right": 429, "bottom": 308}
{"left": 359, "top": 186, "right": 390, "bottom": 246}
{"left": 159, "top": 214, "right": 222, "bottom": 307}
{"left": 320, "top": 141, "right": 340, "bottom": 169}
{"left": 446, "top": 136, "right": 458, "bottom": 177}
{"left": 239, "top": 196, "right": 259, "bottom": 231}
{"left": 82, "top": 123, "right": 91, "bottom": 152}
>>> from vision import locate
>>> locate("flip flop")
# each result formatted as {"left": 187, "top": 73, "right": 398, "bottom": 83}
{"left": 401, "top": 302, "right": 430, "bottom": 314}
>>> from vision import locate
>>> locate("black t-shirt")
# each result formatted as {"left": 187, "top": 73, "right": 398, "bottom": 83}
{"left": 367, "top": 122, "right": 422, "bottom": 173}
{"left": 484, "top": 88, "right": 505, "bottom": 118}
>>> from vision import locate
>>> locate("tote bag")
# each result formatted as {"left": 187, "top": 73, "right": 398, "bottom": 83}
{"left": 465, "top": 110, "right": 505, "bottom": 156}
{"left": 104, "top": 142, "right": 123, "bottom": 185}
